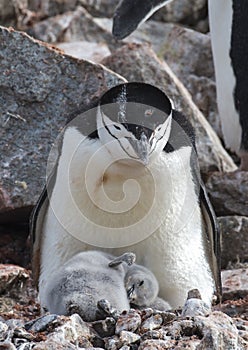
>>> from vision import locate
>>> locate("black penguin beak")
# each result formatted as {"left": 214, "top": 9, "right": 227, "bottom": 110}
{"left": 113, "top": 0, "right": 170, "bottom": 39}
{"left": 128, "top": 133, "right": 151, "bottom": 165}
{"left": 127, "top": 284, "right": 135, "bottom": 299}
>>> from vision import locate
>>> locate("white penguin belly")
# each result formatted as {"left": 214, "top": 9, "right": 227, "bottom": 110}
{"left": 39, "top": 128, "right": 214, "bottom": 308}
{"left": 208, "top": 0, "right": 242, "bottom": 153}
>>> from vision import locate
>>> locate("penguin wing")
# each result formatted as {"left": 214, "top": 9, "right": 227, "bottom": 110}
{"left": 30, "top": 185, "right": 48, "bottom": 287}
{"left": 113, "top": 0, "right": 170, "bottom": 39}
{"left": 200, "top": 182, "right": 222, "bottom": 299}
{"left": 30, "top": 162, "right": 58, "bottom": 287}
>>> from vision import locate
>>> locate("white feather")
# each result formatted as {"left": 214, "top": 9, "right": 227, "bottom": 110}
{"left": 208, "top": 0, "right": 242, "bottom": 152}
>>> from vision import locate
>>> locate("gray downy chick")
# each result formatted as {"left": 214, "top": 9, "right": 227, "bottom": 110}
{"left": 124, "top": 264, "right": 171, "bottom": 310}
{"left": 45, "top": 251, "right": 135, "bottom": 321}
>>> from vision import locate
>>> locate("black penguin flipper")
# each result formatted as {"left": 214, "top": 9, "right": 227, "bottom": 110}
{"left": 29, "top": 161, "right": 58, "bottom": 287}
{"left": 200, "top": 182, "right": 222, "bottom": 300}
{"left": 113, "top": 0, "right": 170, "bottom": 39}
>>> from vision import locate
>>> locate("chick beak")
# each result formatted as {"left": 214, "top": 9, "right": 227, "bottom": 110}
{"left": 129, "top": 132, "right": 150, "bottom": 165}
{"left": 127, "top": 284, "right": 136, "bottom": 301}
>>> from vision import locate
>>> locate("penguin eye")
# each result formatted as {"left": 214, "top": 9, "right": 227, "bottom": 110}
{"left": 139, "top": 280, "right": 144, "bottom": 287}
{"left": 113, "top": 124, "right": 121, "bottom": 130}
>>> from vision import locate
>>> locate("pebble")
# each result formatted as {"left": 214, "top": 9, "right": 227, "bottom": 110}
{"left": 141, "top": 329, "right": 169, "bottom": 341}
{"left": 92, "top": 317, "right": 116, "bottom": 338}
{"left": 139, "top": 339, "right": 173, "bottom": 349}
{"left": 24, "top": 314, "right": 58, "bottom": 332}
{"left": 0, "top": 321, "right": 8, "bottom": 341}
{"left": 115, "top": 310, "right": 141, "bottom": 334}
{"left": 181, "top": 298, "right": 210, "bottom": 317}
{"left": 119, "top": 330, "right": 140, "bottom": 345}
{"left": 140, "top": 315, "right": 163, "bottom": 333}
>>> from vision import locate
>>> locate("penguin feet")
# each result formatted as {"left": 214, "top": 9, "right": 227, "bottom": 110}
{"left": 97, "top": 299, "right": 120, "bottom": 320}
{"left": 108, "top": 252, "right": 136, "bottom": 268}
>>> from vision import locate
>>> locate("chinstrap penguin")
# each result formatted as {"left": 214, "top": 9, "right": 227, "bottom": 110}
{"left": 44, "top": 251, "right": 135, "bottom": 321}
{"left": 112, "top": 0, "right": 248, "bottom": 169}
{"left": 30, "top": 82, "right": 221, "bottom": 310}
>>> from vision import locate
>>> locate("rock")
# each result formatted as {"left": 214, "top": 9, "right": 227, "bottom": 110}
{"left": 206, "top": 172, "right": 248, "bottom": 217}
{"left": 115, "top": 310, "right": 141, "bottom": 334}
{"left": 56, "top": 41, "right": 110, "bottom": 62}
{"left": 28, "top": 6, "right": 115, "bottom": 46}
{"left": 218, "top": 216, "right": 248, "bottom": 268}
{"left": 46, "top": 314, "right": 97, "bottom": 346}
{"left": 28, "top": 0, "right": 78, "bottom": 19}
{"left": 24, "top": 314, "right": 58, "bottom": 332}
{"left": 222, "top": 269, "right": 248, "bottom": 300}
{"left": 139, "top": 339, "right": 179, "bottom": 349}
{"left": 32, "top": 339, "right": 79, "bottom": 349}
{"left": 0, "top": 224, "right": 30, "bottom": 267}
{"left": 141, "top": 329, "right": 169, "bottom": 341}
{"left": 181, "top": 289, "right": 210, "bottom": 317}
{"left": 0, "top": 341, "right": 17, "bottom": 349}
{"left": 102, "top": 43, "right": 237, "bottom": 174}
{"left": 194, "top": 311, "right": 246, "bottom": 350}
{"left": 119, "top": 330, "right": 140, "bottom": 345}
{"left": 79, "top": 0, "right": 119, "bottom": 18}
{"left": 151, "top": 0, "right": 208, "bottom": 32}
{"left": 0, "top": 26, "right": 125, "bottom": 222}
{"left": 0, "top": 264, "right": 29, "bottom": 296}
{"left": 92, "top": 317, "right": 116, "bottom": 338}
{"left": 140, "top": 315, "right": 163, "bottom": 333}
{"left": 0, "top": 321, "right": 8, "bottom": 341}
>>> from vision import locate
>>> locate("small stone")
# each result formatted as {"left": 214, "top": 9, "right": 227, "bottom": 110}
{"left": 140, "top": 308, "right": 153, "bottom": 322}
{"left": 140, "top": 315, "right": 163, "bottom": 333}
{"left": 13, "top": 328, "right": 35, "bottom": 341}
{"left": 119, "top": 330, "right": 140, "bottom": 345}
{"left": 0, "top": 341, "right": 17, "bottom": 349}
{"left": 119, "top": 346, "right": 130, "bottom": 350}
{"left": 0, "top": 321, "right": 8, "bottom": 341}
{"left": 141, "top": 329, "right": 169, "bottom": 341}
{"left": 181, "top": 298, "right": 210, "bottom": 317}
{"left": 25, "top": 314, "right": 58, "bottom": 332}
{"left": 104, "top": 336, "right": 120, "bottom": 350}
{"left": 115, "top": 310, "right": 141, "bottom": 335}
{"left": 160, "top": 312, "right": 177, "bottom": 325}
{"left": 0, "top": 264, "right": 29, "bottom": 296}
{"left": 92, "top": 317, "right": 116, "bottom": 338}
{"left": 139, "top": 339, "right": 174, "bottom": 349}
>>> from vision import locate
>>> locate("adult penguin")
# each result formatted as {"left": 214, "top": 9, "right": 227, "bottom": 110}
{"left": 112, "top": 0, "right": 248, "bottom": 169}
{"left": 31, "top": 82, "right": 221, "bottom": 310}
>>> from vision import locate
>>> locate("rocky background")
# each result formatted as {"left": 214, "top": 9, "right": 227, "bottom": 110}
{"left": 0, "top": 0, "right": 247, "bottom": 349}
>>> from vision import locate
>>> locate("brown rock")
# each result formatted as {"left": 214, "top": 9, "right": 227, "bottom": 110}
{"left": 218, "top": 216, "right": 248, "bottom": 268}
{"left": 102, "top": 43, "right": 237, "bottom": 174}
{"left": 115, "top": 310, "right": 141, "bottom": 335}
{"left": 221, "top": 269, "right": 248, "bottom": 300}
{"left": 206, "top": 172, "right": 248, "bottom": 217}
{"left": 0, "top": 26, "right": 125, "bottom": 222}
{"left": 0, "top": 264, "right": 29, "bottom": 296}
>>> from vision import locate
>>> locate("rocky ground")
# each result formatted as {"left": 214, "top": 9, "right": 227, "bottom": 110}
{"left": 0, "top": 0, "right": 248, "bottom": 349}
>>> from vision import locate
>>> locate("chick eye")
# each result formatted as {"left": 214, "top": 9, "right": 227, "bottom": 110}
{"left": 113, "top": 124, "right": 121, "bottom": 130}
{"left": 139, "top": 280, "right": 144, "bottom": 287}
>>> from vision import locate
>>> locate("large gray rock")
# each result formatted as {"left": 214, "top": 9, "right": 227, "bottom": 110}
{"left": 102, "top": 43, "right": 237, "bottom": 174}
{"left": 206, "top": 172, "right": 248, "bottom": 217}
{"left": 0, "top": 26, "right": 125, "bottom": 222}
{"left": 28, "top": 6, "right": 115, "bottom": 45}
{"left": 218, "top": 216, "right": 248, "bottom": 268}
{"left": 151, "top": 0, "right": 208, "bottom": 32}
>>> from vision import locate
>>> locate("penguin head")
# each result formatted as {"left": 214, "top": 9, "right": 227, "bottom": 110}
{"left": 97, "top": 83, "right": 173, "bottom": 166}
{"left": 125, "top": 265, "right": 159, "bottom": 306}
